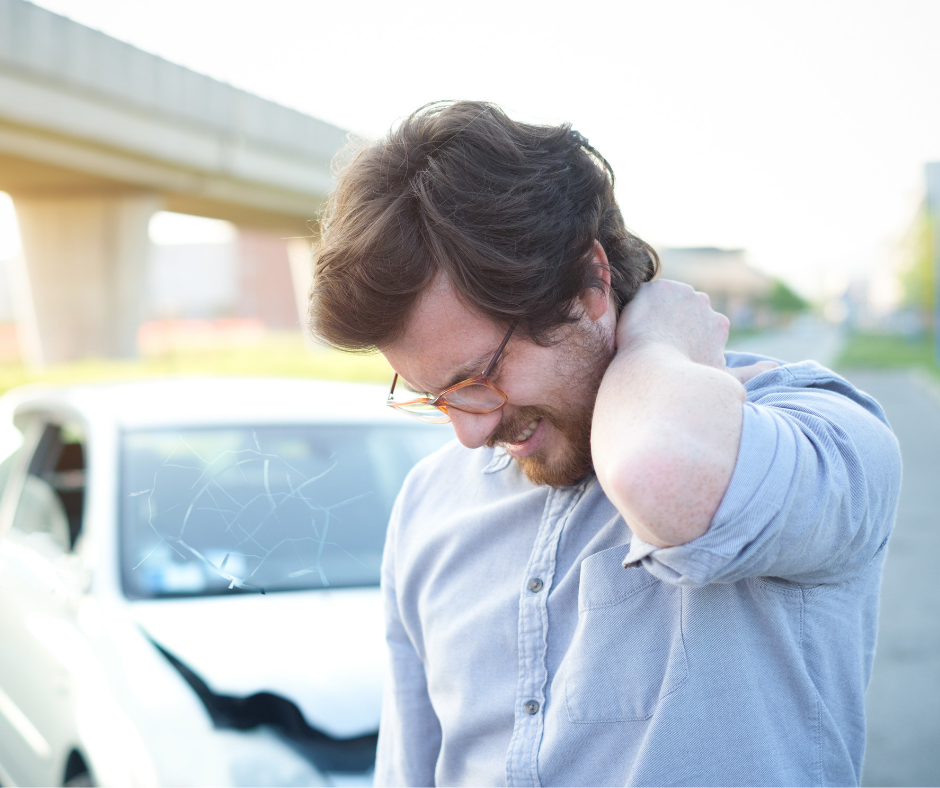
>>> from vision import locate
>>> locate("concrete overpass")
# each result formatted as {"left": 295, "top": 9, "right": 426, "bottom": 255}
{"left": 0, "top": 0, "right": 348, "bottom": 364}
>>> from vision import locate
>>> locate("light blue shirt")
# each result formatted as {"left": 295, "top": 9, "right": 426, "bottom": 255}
{"left": 375, "top": 355, "right": 902, "bottom": 787}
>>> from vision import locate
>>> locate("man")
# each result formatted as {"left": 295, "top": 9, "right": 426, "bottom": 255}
{"left": 310, "top": 101, "right": 901, "bottom": 787}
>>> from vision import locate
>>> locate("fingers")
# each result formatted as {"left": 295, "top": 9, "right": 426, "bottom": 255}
{"left": 726, "top": 360, "right": 780, "bottom": 385}
{"left": 616, "top": 279, "right": 732, "bottom": 367}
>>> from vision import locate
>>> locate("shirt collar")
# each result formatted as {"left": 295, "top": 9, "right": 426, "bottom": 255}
{"left": 482, "top": 447, "right": 513, "bottom": 474}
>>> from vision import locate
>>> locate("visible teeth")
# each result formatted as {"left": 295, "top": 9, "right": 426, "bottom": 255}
{"left": 512, "top": 418, "right": 541, "bottom": 442}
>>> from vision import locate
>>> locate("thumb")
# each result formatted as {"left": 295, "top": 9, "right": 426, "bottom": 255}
{"left": 726, "top": 360, "right": 780, "bottom": 385}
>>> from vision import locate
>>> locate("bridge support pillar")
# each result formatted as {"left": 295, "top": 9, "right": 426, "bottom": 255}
{"left": 10, "top": 192, "right": 160, "bottom": 367}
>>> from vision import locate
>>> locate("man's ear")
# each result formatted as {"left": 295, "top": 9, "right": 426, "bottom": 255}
{"left": 578, "top": 240, "right": 612, "bottom": 322}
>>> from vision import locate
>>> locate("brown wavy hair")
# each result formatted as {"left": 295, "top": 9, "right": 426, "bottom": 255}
{"left": 310, "top": 101, "right": 658, "bottom": 351}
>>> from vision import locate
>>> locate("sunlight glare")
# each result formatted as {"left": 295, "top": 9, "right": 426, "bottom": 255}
{"left": 0, "top": 193, "right": 22, "bottom": 259}
{"left": 148, "top": 211, "right": 236, "bottom": 246}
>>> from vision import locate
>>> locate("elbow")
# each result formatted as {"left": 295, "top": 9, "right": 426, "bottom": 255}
{"left": 599, "top": 445, "right": 726, "bottom": 549}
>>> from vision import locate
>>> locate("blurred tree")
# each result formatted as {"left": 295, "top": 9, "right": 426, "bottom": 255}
{"left": 764, "top": 279, "right": 810, "bottom": 314}
{"left": 899, "top": 208, "right": 934, "bottom": 316}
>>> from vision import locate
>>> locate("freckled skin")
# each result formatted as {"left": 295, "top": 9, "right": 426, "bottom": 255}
{"left": 593, "top": 280, "right": 777, "bottom": 547}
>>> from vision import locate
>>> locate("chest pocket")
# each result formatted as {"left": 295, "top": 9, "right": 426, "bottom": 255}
{"left": 564, "top": 544, "right": 689, "bottom": 723}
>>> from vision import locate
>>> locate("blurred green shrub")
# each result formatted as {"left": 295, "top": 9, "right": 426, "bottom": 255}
{"left": 763, "top": 280, "right": 810, "bottom": 314}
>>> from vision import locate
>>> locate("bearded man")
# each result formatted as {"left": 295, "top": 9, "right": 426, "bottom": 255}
{"left": 310, "top": 101, "right": 901, "bottom": 787}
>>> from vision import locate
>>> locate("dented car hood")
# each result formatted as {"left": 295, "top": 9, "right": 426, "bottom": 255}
{"left": 128, "top": 587, "right": 384, "bottom": 739}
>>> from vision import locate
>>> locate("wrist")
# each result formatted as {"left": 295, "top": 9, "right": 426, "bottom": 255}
{"left": 614, "top": 333, "right": 689, "bottom": 370}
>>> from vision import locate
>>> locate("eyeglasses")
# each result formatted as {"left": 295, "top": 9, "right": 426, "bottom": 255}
{"left": 387, "top": 321, "right": 517, "bottom": 423}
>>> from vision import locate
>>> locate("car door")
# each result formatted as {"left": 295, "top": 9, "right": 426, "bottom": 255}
{"left": 0, "top": 418, "right": 90, "bottom": 787}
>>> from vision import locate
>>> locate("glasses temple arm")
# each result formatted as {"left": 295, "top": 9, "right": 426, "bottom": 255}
{"left": 482, "top": 321, "right": 518, "bottom": 378}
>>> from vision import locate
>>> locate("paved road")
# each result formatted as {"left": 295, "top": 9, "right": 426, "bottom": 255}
{"left": 728, "top": 321, "right": 939, "bottom": 784}
{"left": 846, "top": 370, "right": 940, "bottom": 787}
{"left": 727, "top": 314, "right": 846, "bottom": 369}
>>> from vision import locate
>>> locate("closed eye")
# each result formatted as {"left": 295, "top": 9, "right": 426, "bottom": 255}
{"left": 399, "top": 380, "right": 432, "bottom": 398}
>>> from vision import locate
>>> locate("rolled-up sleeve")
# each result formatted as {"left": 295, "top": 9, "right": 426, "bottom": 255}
{"left": 623, "top": 362, "right": 902, "bottom": 586}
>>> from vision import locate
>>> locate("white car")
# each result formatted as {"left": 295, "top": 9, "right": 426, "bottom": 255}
{"left": 0, "top": 378, "right": 449, "bottom": 787}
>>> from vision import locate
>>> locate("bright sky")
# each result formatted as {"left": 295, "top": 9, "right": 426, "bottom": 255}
{"left": 6, "top": 0, "right": 940, "bottom": 299}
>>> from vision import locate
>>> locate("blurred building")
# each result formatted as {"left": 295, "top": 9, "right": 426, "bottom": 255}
{"left": 657, "top": 247, "right": 775, "bottom": 328}
{"left": 0, "top": 0, "right": 344, "bottom": 366}
{"left": 138, "top": 228, "right": 306, "bottom": 355}
{"left": 235, "top": 231, "right": 303, "bottom": 331}
{"left": 146, "top": 243, "right": 239, "bottom": 321}
{"left": 146, "top": 231, "right": 296, "bottom": 328}
{"left": 0, "top": 226, "right": 305, "bottom": 361}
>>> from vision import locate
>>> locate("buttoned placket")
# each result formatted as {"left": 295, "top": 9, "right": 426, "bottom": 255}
{"left": 505, "top": 481, "right": 587, "bottom": 787}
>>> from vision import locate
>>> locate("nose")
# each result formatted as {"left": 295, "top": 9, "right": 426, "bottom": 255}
{"left": 448, "top": 408, "right": 502, "bottom": 449}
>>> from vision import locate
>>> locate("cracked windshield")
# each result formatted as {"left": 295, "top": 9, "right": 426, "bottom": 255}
{"left": 122, "top": 425, "right": 446, "bottom": 598}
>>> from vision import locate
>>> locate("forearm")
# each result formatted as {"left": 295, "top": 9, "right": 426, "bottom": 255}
{"left": 592, "top": 343, "right": 745, "bottom": 548}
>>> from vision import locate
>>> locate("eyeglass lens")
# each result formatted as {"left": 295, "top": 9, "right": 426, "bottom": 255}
{"left": 393, "top": 401, "right": 451, "bottom": 423}
{"left": 442, "top": 383, "right": 505, "bottom": 412}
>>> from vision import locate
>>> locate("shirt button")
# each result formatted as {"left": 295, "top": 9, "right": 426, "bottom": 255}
{"left": 524, "top": 700, "right": 540, "bottom": 715}
{"left": 527, "top": 577, "right": 544, "bottom": 593}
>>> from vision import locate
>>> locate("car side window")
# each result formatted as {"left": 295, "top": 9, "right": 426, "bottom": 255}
{"left": 11, "top": 423, "right": 87, "bottom": 553}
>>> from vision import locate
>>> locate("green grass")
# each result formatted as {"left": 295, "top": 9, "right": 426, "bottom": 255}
{"left": 0, "top": 332, "right": 395, "bottom": 397}
{"left": 835, "top": 332, "right": 940, "bottom": 380}
{"left": 8, "top": 330, "right": 939, "bottom": 398}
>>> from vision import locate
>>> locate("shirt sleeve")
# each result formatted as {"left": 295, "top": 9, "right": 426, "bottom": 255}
{"left": 622, "top": 362, "right": 902, "bottom": 586}
{"left": 374, "top": 492, "right": 442, "bottom": 787}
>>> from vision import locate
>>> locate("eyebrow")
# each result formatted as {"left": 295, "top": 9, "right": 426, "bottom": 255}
{"left": 403, "top": 349, "right": 496, "bottom": 396}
